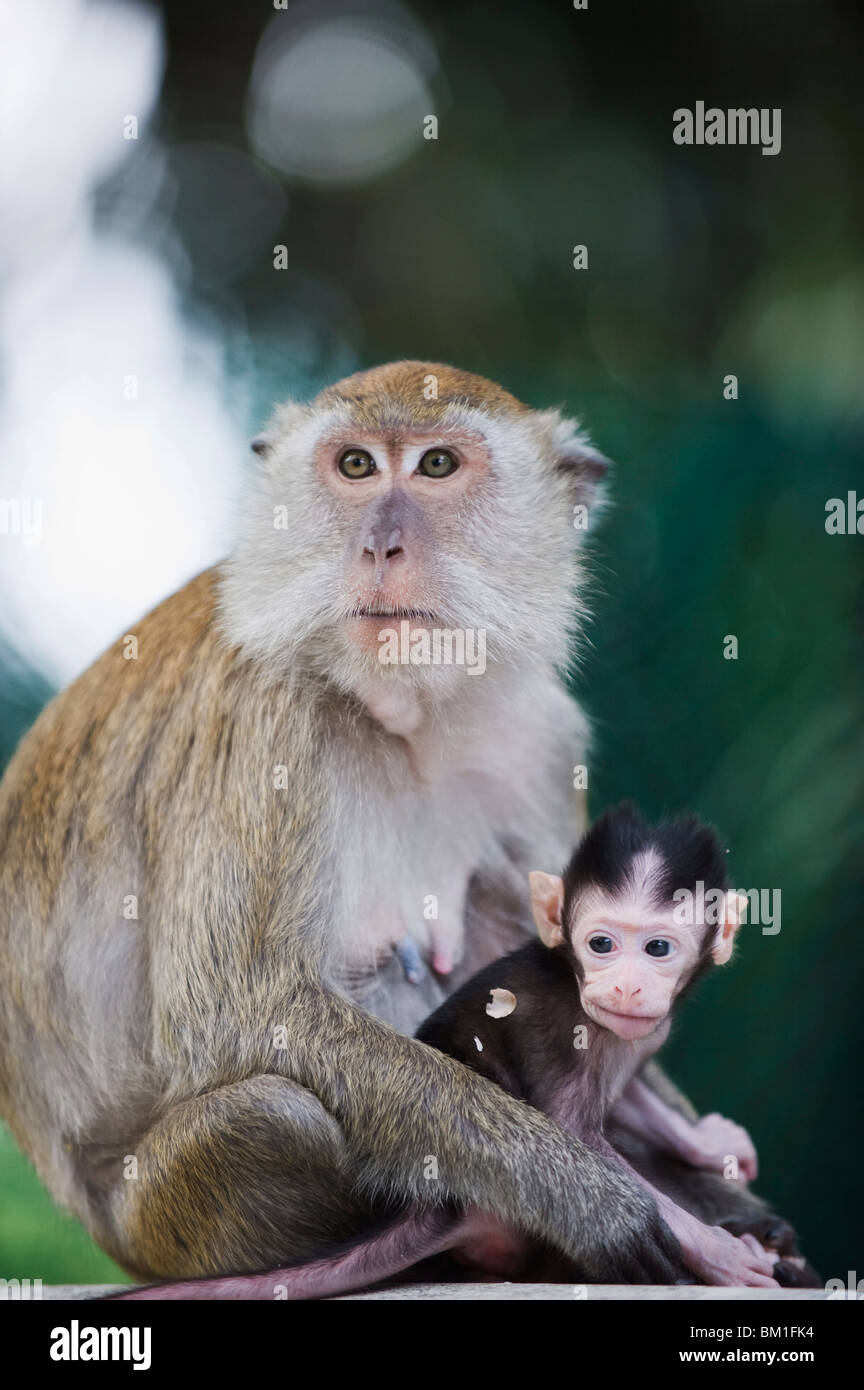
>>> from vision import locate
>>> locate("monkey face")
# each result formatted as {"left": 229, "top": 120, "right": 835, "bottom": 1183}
{"left": 567, "top": 886, "right": 704, "bottom": 1040}
{"left": 219, "top": 362, "right": 608, "bottom": 698}
{"left": 312, "top": 426, "right": 493, "bottom": 659}
{"left": 529, "top": 855, "right": 743, "bottom": 1041}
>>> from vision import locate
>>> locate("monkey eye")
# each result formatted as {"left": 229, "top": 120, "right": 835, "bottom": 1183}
{"left": 645, "top": 939, "right": 672, "bottom": 958}
{"left": 417, "top": 448, "right": 458, "bottom": 478}
{"left": 338, "top": 448, "right": 376, "bottom": 479}
{"left": 588, "top": 935, "right": 614, "bottom": 954}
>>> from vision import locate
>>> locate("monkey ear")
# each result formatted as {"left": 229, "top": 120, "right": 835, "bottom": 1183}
{"left": 712, "top": 891, "right": 748, "bottom": 965}
{"left": 543, "top": 412, "right": 611, "bottom": 517}
{"left": 250, "top": 433, "right": 276, "bottom": 458}
{"left": 556, "top": 440, "right": 611, "bottom": 496}
{"left": 250, "top": 403, "right": 312, "bottom": 463}
{"left": 529, "top": 871, "right": 566, "bottom": 949}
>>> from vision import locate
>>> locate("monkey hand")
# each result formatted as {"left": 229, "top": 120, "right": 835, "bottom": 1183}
{"left": 682, "top": 1112, "right": 758, "bottom": 1182}
{"left": 598, "top": 1192, "right": 692, "bottom": 1284}
{"left": 683, "top": 1226, "right": 780, "bottom": 1288}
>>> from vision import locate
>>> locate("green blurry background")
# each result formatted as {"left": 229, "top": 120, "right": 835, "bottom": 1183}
{"left": 1, "top": 0, "right": 861, "bottom": 1284}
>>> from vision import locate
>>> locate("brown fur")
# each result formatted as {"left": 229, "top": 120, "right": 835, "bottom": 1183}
{"left": 0, "top": 567, "right": 677, "bottom": 1283}
{"left": 315, "top": 359, "right": 531, "bottom": 431}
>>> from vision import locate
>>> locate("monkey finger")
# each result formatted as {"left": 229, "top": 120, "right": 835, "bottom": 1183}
{"left": 722, "top": 1214, "right": 799, "bottom": 1257}
{"left": 743, "top": 1235, "right": 774, "bottom": 1263}
{"left": 695, "top": 1148, "right": 728, "bottom": 1173}
{"left": 733, "top": 1130, "right": 759, "bottom": 1177}
{"left": 741, "top": 1246, "right": 783, "bottom": 1281}
{"left": 739, "top": 1233, "right": 775, "bottom": 1264}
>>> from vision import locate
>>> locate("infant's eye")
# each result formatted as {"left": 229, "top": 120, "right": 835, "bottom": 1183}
{"left": 588, "top": 935, "right": 613, "bottom": 954}
{"left": 645, "top": 939, "right": 671, "bottom": 958}
{"left": 338, "top": 448, "right": 376, "bottom": 478}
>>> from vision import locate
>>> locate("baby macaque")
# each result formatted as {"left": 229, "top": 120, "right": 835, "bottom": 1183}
{"left": 417, "top": 804, "right": 784, "bottom": 1287}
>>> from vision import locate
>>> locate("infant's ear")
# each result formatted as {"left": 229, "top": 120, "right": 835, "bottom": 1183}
{"left": 712, "top": 891, "right": 748, "bottom": 965}
{"left": 528, "top": 871, "right": 566, "bottom": 949}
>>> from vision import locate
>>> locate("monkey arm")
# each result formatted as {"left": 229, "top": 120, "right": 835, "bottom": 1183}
{"left": 584, "top": 1133, "right": 779, "bottom": 1289}
{"left": 107, "top": 985, "right": 686, "bottom": 1285}
{"left": 611, "top": 1074, "right": 758, "bottom": 1182}
{"left": 265, "top": 984, "right": 685, "bottom": 1283}
{"left": 609, "top": 1076, "right": 704, "bottom": 1159}
{"left": 610, "top": 1081, "right": 699, "bottom": 1163}
{"left": 603, "top": 1118, "right": 819, "bottom": 1287}
{"left": 636, "top": 1059, "right": 700, "bottom": 1123}
{"left": 606, "top": 1073, "right": 817, "bottom": 1281}
{"left": 627, "top": 1179, "right": 779, "bottom": 1288}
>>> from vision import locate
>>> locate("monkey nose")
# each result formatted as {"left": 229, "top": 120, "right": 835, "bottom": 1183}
{"left": 613, "top": 981, "right": 642, "bottom": 1001}
{"left": 363, "top": 528, "right": 404, "bottom": 566}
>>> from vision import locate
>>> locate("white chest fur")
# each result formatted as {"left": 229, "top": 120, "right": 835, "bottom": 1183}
{"left": 329, "top": 670, "right": 587, "bottom": 982}
{"left": 334, "top": 751, "right": 522, "bottom": 974}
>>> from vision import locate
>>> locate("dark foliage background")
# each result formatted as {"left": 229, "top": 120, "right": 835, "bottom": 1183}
{"left": 1, "top": 0, "right": 861, "bottom": 1283}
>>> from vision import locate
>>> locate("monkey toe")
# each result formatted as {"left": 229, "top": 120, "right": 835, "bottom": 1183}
{"left": 721, "top": 1213, "right": 799, "bottom": 1255}
{"left": 773, "top": 1258, "right": 823, "bottom": 1289}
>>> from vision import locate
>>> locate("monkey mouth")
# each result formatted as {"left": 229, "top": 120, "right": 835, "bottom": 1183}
{"left": 592, "top": 1005, "right": 664, "bottom": 1037}
{"left": 348, "top": 605, "right": 439, "bottom": 622}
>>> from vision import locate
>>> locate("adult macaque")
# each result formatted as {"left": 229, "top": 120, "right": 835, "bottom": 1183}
{"left": 0, "top": 362, "right": 797, "bottom": 1298}
{"left": 418, "top": 805, "right": 816, "bottom": 1287}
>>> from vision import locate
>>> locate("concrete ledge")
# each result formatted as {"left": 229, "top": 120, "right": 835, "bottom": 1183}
{"left": 335, "top": 1283, "right": 828, "bottom": 1301}
{"left": 35, "top": 1282, "right": 829, "bottom": 1301}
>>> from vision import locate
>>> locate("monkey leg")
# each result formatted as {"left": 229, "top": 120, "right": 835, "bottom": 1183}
{"left": 106, "top": 1075, "right": 387, "bottom": 1282}
{"left": 106, "top": 1075, "right": 533, "bottom": 1300}
{"left": 105, "top": 1070, "right": 534, "bottom": 1300}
